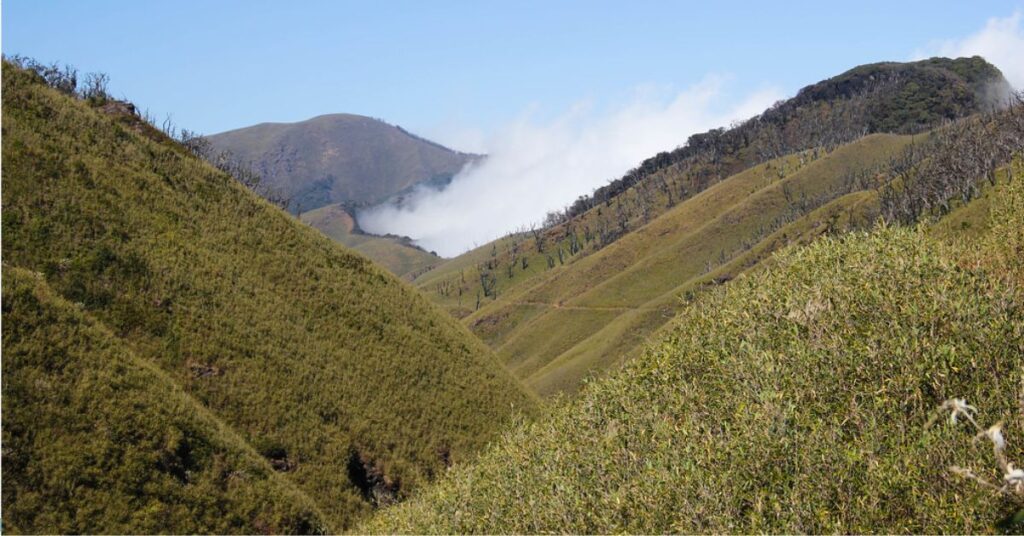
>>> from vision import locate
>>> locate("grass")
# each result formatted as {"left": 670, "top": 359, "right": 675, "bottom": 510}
{"left": 364, "top": 172, "right": 1024, "bottom": 533}
{"left": 2, "top": 268, "right": 327, "bottom": 534}
{"left": 299, "top": 202, "right": 439, "bottom": 278}
{"left": 413, "top": 233, "right": 556, "bottom": 318}
{"left": 1, "top": 61, "right": 537, "bottom": 532}
{"left": 458, "top": 134, "right": 913, "bottom": 396}
{"left": 523, "top": 189, "right": 883, "bottom": 397}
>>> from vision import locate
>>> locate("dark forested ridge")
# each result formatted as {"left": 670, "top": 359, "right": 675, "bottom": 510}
{"left": 563, "top": 56, "right": 1010, "bottom": 220}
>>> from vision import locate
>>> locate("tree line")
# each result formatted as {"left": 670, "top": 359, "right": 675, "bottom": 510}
{"left": 879, "top": 91, "right": 1024, "bottom": 224}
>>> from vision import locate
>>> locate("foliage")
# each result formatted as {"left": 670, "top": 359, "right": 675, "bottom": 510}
{"left": 366, "top": 181, "right": 1024, "bottom": 532}
{"left": 2, "top": 268, "right": 328, "bottom": 534}
{"left": 880, "top": 95, "right": 1024, "bottom": 223}
{"left": 1, "top": 60, "right": 537, "bottom": 532}
{"left": 446, "top": 135, "right": 911, "bottom": 396}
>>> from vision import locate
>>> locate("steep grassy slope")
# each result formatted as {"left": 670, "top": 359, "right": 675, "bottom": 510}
{"left": 206, "top": 113, "right": 478, "bottom": 213}
{"left": 1, "top": 62, "right": 536, "bottom": 532}
{"left": 564, "top": 56, "right": 1009, "bottom": 222}
{"left": 415, "top": 57, "right": 1011, "bottom": 321}
{"left": 365, "top": 172, "right": 1024, "bottom": 534}
{"left": 522, "top": 189, "right": 883, "bottom": 396}
{"left": 2, "top": 268, "right": 327, "bottom": 534}
{"left": 299, "top": 202, "right": 439, "bottom": 278}
{"left": 460, "top": 134, "right": 913, "bottom": 395}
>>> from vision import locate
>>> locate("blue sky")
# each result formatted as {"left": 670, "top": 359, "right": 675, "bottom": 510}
{"left": 5, "top": 1, "right": 1023, "bottom": 254}
{"left": 4, "top": 1, "right": 1021, "bottom": 144}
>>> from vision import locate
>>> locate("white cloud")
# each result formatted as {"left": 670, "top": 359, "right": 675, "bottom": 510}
{"left": 358, "top": 78, "right": 781, "bottom": 257}
{"left": 916, "top": 11, "right": 1024, "bottom": 89}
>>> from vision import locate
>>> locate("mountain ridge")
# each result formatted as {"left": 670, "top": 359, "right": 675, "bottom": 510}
{"left": 411, "top": 57, "right": 1018, "bottom": 396}
{"left": 206, "top": 112, "right": 480, "bottom": 214}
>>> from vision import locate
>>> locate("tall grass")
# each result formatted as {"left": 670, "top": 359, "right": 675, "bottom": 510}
{"left": 366, "top": 174, "right": 1024, "bottom": 534}
{"left": 1, "top": 60, "right": 537, "bottom": 532}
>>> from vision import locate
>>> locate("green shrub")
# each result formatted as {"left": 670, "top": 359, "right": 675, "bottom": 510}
{"left": 367, "top": 212, "right": 1024, "bottom": 532}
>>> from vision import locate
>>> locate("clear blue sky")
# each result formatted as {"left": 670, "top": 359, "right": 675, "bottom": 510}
{"left": 3, "top": 0, "right": 1021, "bottom": 147}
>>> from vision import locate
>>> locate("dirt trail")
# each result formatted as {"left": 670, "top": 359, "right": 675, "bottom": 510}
{"left": 513, "top": 300, "right": 654, "bottom": 312}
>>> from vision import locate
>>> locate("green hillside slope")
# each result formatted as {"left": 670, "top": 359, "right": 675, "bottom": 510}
{"left": 299, "top": 202, "right": 439, "bottom": 278}
{"left": 415, "top": 57, "right": 1010, "bottom": 320}
{"left": 1, "top": 61, "right": 536, "bottom": 532}
{"left": 2, "top": 268, "right": 327, "bottom": 534}
{"left": 523, "top": 189, "right": 883, "bottom": 396}
{"left": 415, "top": 58, "right": 1017, "bottom": 397}
{"left": 365, "top": 170, "right": 1024, "bottom": 534}
{"left": 463, "top": 134, "right": 913, "bottom": 396}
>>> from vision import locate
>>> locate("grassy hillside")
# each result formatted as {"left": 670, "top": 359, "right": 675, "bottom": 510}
{"left": 1, "top": 61, "right": 536, "bottom": 532}
{"left": 450, "top": 134, "right": 914, "bottom": 396}
{"left": 365, "top": 170, "right": 1024, "bottom": 534}
{"left": 523, "top": 189, "right": 883, "bottom": 396}
{"left": 417, "top": 70, "right": 1020, "bottom": 397}
{"left": 2, "top": 268, "right": 327, "bottom": 534}
{"left": 206, "top": 113, "right": 478, "bottom": 213}
{"left": 415, "top": 57, "right": 1011, "bottom": 321}
{"left": 299, "top": 202, "right": 439, "bottom": 278}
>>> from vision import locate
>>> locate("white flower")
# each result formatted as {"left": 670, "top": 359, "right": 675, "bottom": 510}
{"left": 1003, "top": 463, "right": 1024, "bottom": 493}
{"left": 942, "top": 398, "right": 978, "bottom": 426}
{"left": 975, "top": 422, "right": 1006, "bottom": 451}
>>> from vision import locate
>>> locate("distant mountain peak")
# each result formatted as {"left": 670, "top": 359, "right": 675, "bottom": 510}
{"left": 206, "top": 113, "right": 480, "bottom": 213}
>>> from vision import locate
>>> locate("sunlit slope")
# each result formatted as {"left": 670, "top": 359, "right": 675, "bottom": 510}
{"left": 926, "top": 164, "right": 1023, "bottom": 243}
{"left": 300, "top": 202, "right": 440, "bottom": 278}
{"left": 525, "top": 189, "right": 882, "bottom": 396}
{"left": 365, "top": 173, "right": 1024, "bottom": 533}
{"left": 414, "top": 57, "right": 1010, "bottom": 321}
{"left": 2, "top": 268, "right": 328, "bottom": 534}
{"left": 1, "top": 62, "right": 537, "bottom": 531}
{"left": 467, "top": 134, "right": 913, "bottom": 395}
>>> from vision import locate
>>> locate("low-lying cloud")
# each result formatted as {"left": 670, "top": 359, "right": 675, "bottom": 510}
{"left": 358, "top": 78, "right": 781, "bottom": 257}
{"left": 916, "top": 11, "right": 1024, "bottom": 89}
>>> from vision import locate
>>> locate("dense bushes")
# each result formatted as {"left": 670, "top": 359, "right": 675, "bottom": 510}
{"left": 368, "top": 176, "right": 1024, "bottom": 533}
